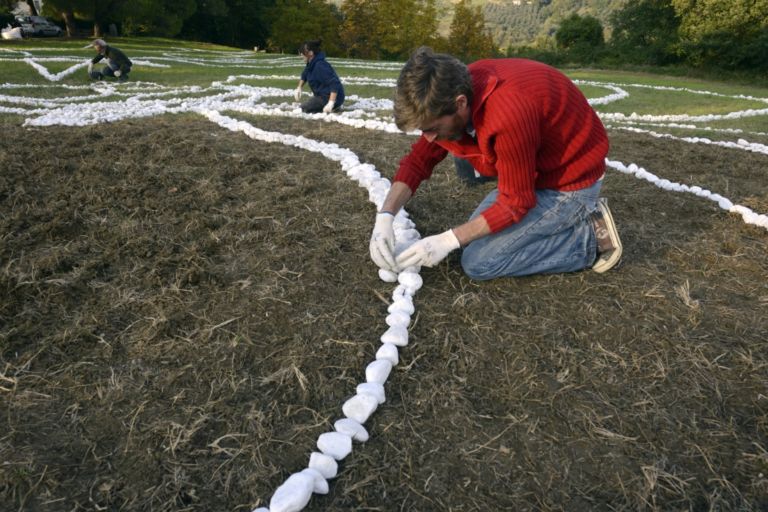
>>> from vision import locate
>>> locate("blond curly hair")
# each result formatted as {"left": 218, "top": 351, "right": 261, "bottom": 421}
{"left": 393, "top": 47, "right": 473, "bottom": 131}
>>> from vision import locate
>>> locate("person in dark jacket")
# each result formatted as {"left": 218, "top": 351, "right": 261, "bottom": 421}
{"left": 294, "top": 39, "right": 344, "bottom": 113}
{"left": 87, "top": 39, "right": 132, "bottom": 82}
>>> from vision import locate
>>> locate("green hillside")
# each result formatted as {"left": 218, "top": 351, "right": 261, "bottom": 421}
{"left": 331, "top": 0, "right": 629, "bottom": 51}
{"left": 440, "top": 0, "right": 630, "bottom": 49}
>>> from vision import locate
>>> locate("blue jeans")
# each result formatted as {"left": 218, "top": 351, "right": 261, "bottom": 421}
{"left": 300, "top": 95, "right": 342, "bottom": 113}
{"left": 460, "top": 180, "right": 601, "bottom": 280}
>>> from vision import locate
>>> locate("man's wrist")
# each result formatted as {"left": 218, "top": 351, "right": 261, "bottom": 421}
{"left": 378, "top": 210, "right": 395, "bottom": 216}
{"left": 445, "top": 228, "right": 461, "bottom": 249}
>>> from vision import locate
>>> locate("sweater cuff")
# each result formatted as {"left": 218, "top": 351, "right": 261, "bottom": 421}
{"left": 481, "top": 203, "right": 527, "bottom": 233}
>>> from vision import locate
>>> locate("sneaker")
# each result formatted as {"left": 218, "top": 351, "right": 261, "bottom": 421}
{"left": 591, "top": 198, "right": 622, "bottom": 273}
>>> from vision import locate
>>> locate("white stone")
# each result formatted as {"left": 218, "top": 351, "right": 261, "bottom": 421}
{"left": 342, "top": 393, "right": 378, "bottom": 424}
{"left": 394, "top": 239, "right": 417, "bottom": 256}
{"left": 357, "top": 381, "right": 386, "bottom": 404}
{"left": 392, "top": 284, "right": 413, "bottom": 301}
{"left": 387, "top": 297, "right": 414, "bottom": 315}
{"left": 398, "top": 272, "right": 423, "bottom": 292}
{"left": 269, "top": 472, "right": 313, "bottom": 512}
{"left": 375, "top": 343, "right": 399, "bottom": 366}
{"left": 301, "top": 468, "right": 329, "bottom": 495}
{"left": 334, "top": 417, "right": 370, "bottom": 442}
{"left": 381, "top": 325, "right": 409, "bottom": 347}
{"left": 378, "top": 268, "right": 398, "bottom": 282}
{"left": 396, "top": 228, "right": 420, "bottom": 241}
{"left": 385, "top": 310, "right": 410, "bottom": 329}
{"left": 308, "top": 452, "right": 338, "bottom": 479}
{"left": 317, "top": 432, "right": 352, "bottom": 460}
{"left": 365, "top": 359, "right": 393, "bottom": 383}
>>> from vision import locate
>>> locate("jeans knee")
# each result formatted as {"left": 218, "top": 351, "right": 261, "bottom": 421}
{"left": 460, "top": 248, "right": 494, "bottom": 281}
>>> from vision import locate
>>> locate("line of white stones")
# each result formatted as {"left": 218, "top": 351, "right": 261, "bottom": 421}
{"left": 606, "top": 124, "right": 768, "bottom": 156}
{"left": 198, "top": 109, "right": 423, "bottom": 512}
{"left": 606, "top": 159, "right": 768, "bottom": 230}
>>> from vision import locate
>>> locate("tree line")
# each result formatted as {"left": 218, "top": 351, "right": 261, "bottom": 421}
{"left": 538, "top": 0, "right": 768, "bottom": 75}
{"left": 3, "top": 0, "right": 766, "bottom": 75}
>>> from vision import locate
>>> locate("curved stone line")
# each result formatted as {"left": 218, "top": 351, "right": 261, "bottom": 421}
{"left": 608, "top": 124, "right": 768, "bottom": 156}
{"left": 606, "top": 158, "right": 768, "bottom": 231}
{"left": 199, "top": 109, "right": 423, "bottom": 512}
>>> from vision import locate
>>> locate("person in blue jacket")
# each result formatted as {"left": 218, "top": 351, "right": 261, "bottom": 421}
{"left": 294, "top": 39, "right": 345, "bottom": 114}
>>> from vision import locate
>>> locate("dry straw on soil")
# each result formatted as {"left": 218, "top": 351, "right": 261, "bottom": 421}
{"left": 1, "top": 114, "right": 767, "bottom": 511}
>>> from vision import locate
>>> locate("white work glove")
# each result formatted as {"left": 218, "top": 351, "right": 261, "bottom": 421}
{"left": 294, "top": 86, "right": 302, "bottom": 102}
{"left": 322, "top": 99, "right": 335, "bottom": 113}
{"left": 87, "top": 62, "right": 93, "bottom": 74}
{"left": 114, "top": 70, "right": 121, "bottom": 77}
{"left": 396, "top": 229, "right": 460, "bottom": 268}
{"left": 370, "top": 212, "right": 397, "bottom": 271}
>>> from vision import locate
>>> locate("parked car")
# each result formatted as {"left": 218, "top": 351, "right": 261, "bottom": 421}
{"left": 14, "top": 16, "right": 63, "bottom": 37}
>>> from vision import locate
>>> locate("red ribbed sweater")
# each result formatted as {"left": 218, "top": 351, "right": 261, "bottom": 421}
{"left": 393, "top": 58, "right": 609, "bottom": 233}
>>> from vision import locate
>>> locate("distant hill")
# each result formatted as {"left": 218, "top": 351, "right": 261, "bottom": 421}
{"left": 329, "top": 0, "right": 629, "bottom": 50}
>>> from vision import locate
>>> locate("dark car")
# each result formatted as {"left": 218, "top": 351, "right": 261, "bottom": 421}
{"left": 15, "top": 16, "right": 63, "bottom": 37}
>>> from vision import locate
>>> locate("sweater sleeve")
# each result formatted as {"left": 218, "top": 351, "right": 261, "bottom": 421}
{"left": 479, "top": 94, "right": 541, "bottom": 232}
{"left": 393, "top": 136, "right": 449, "bottom": 193}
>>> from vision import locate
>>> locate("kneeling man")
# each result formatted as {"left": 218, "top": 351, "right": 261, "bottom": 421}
{"left": 370, "top": 47, "right": 622, "bottom": 280}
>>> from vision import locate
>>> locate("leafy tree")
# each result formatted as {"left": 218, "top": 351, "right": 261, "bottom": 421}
{"left": 41, "top": 0, "right": 128, "bottom": 37}
{"left": 446, "top": 0, "right": 497, "bottom": 62}
{"left": 672, "top": 0, "right": 768, "bottom": 41}
{"left": 609, "top": 0, "right": 681, "bottom": 65}
{"left": 180, "top": 0, "right": 273, "bottom": 49}
{"left": 266, "top": 0, "right": 341, "bottom": 54}
{"left": 340, "top": 0, "right": 437, "bottom": 60}
{"left": 339, "top": 0, "right": 377, "bottom": 58}
{"left": 178, "top": 0, "right": 229, "bottom": 44}
{"left": 122, "top": 0, "right": 196, "bottom": 37}
{"left": 555, "top": 13, "right": 603, "bottom": 49}
{"left": 374, "top": 0, "right": 438, "bottom": 60}
{"left": 671, "top": 0, "right": 768, "bottom": 71}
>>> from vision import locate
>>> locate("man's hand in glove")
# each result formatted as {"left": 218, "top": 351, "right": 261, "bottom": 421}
{"left": 294, "top": 86, "right": 302, "bottom": 102}
{"left": 87, "top": 63, "right": 93, "bottom": 74}
{"left": 370, "top": 212, "right": 397, "bottom": 271}
{"left": 114, "top": 70, "right": 121, "bottom": 77}
{"left": 396, "top": 229, "right": 460, "bottom": 268}
{"left": 322, "top": 100, "right": 335, "bottom": 113}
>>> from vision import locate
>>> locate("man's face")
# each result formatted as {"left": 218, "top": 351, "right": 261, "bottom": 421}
{"left": 94, "top": 44, "right": 105, "bottom": 54}
{"left": 418, "top": 95, "right": 470, "bottom": 143}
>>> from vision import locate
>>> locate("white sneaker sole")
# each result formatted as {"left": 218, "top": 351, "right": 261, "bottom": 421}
{"left": 592, "top": 198, "right": 623, "bottom": 273}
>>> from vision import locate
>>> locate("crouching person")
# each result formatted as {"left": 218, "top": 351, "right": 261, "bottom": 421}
{"left": 294, "top": 39, "right": 345, "bottom": 114}
{"left": 369, "top": 47, "right": 622, "bottom": 280}
{"left": 88, "top": 39, "right": 132, "bottom": 82}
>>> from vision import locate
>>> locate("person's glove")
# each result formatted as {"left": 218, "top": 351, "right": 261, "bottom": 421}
{"left": 370, "top": 212, "right": 397, "bottom": 271}
{"left": 396, "top": 229, "right": 460, "bottom": 268}
{"left": 114, "top": 70, "right": 121, "bottom": 77}
{"left": 87, "top": 63, "right": 93, "bottom": 74}
{"left": 294, "top": 86, "right": 302, "bottom": 102}
{"left": 322, "top": 99, "right": 335, "bottom": 113}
